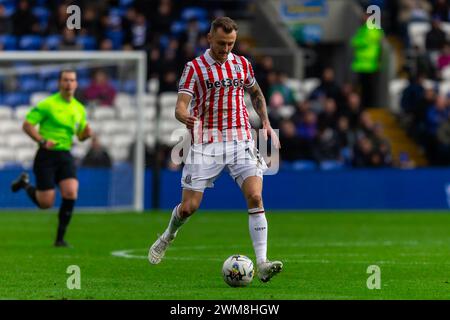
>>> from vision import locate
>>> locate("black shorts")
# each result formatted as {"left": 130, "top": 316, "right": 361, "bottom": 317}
{"left": 33, "top": 148, "right": 77, "bottom": 191}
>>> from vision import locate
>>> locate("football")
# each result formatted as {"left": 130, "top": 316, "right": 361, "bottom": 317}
{"left": 222, "top": 254, "right": 254, "bottom": 287}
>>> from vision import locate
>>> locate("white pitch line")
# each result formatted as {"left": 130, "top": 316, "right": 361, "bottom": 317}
{"left": 110, "top": 248, "right": 450, "bottom": 265}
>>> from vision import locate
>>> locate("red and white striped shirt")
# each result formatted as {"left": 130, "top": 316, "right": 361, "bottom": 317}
{"left": 178, "top": 49, "right": 256, "bottom": 144}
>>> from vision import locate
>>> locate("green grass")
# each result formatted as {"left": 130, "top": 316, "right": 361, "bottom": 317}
{"left": 0, "top": 211, "right": 449, "bottom": 300}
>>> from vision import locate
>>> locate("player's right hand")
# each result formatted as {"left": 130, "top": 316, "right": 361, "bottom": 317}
{"left": 184, "top": 116, "right": 198, "bottom": 129}
{"left": 44, "top": 140, "right": 57, "bottom": 149}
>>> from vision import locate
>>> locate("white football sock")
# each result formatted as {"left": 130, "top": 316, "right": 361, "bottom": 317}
{"left": 162, "top": 204, "right": 188, "bottom": 241}
{"left": 248, "top": 207, "right": 268, "bottom": 265}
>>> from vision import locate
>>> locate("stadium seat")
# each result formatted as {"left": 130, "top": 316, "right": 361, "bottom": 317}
{"left": 91, "top": 107, "right": 116, "bottom": 121}
{"left": 170, "top": 21, "right": 186, "bottom": 36}
{"left": 442, "top": 66, "right": 450, "bottom": 81}
{"left": 144, "top": 94, "right": 157, "bottom": 108}
{"left": 3, "top": 93, "right": 29, "bottom": 107}
{"left": 181, "top": 7, "right": 208, "bottom": 21}
{"left": 20, "top": 78, "right": 43, "bottom": 92}
{"left": 121, "top": 79, "right": 137, "bottom": 94}
{"left": 145, "top": 134, "right": 156, "bottom": 148}
{"left": 111, "top": 135, "right": 134, "bottom": 149}
{"left": 14, "top": 105, "right": 31, "bottom": 121}
{"left": 301, "top": 78, "right": 320, "bottom": 97}
{"left": 0, "top": 120, "right": 22, "bottom": 135}
{"left": 148, "top": 78, "right": 159, "bottom": 94}
{"left": 0, "top": 147, "right": 15, "bottom": 165}
{"left": 438, "top": 81, "right": 450, "bottom": 96}
{"left": 143, "top": 106, "right": 156, "bottom": 121}
{"left": 291, "top": 160, "right": 317, "bottom": 171}
{"left": 32, "top": 7, "right": 50, "bottom": 30}
{"left": 119, "top": 0, "right": 134, "bottom": 8}
{"left": 106, "top": 30, "right": 124, "bottom": 50}
{"left": 319, "top": 160, "right": 346, "bottom": 171}
{"left": 109, "top": 147, "right": 129, "bottom": 162}
{"left": 6, "top": 134, "right": 34, "bottom": 148}
{"left": 101, "top": 120, "right": 123, "bottom": 135}
{"left": 19, "top": 35, "right": 43, "bottom": 50}
{"left": 30, "top": 92, "right": 50, "bottom": 106}
{"left": 0, "top": 106, "right": 13, "bottom": 120}
{"left": 389, "top": 78, "right": 408, "bottom": 114}
{"left": 15, "top": 148, "right": 36, "bottom": 166}
{"left": 159, "top": 92, "right": 178, "bottom": 119}
{"left": 45, "top": 79, "right": 59, "bottom": 92}
{"left": 0, "top": 35, "right": 18, "bottom": 50}
{"left": 114, "top": 93, "right": 133, "bottom": 108}
{"left": 117, "top": 107, "right": 137, "bottom": 120}
{"left": 408, "top": 22, "right": 430, "bottom": 51}
{"left": 76, "top": 36, "right": 97, "bottom": 50}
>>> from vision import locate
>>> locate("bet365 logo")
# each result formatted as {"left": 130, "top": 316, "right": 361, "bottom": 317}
{"left": 205, "top": 78, "right": 244, "bottom": 89}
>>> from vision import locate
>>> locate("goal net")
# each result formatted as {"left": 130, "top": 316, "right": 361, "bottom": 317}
{"left": 0, "top": 51, "right": 147, "bottom": 211}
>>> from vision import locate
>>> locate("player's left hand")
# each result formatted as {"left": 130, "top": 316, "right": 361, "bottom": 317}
{"left": 262, "top": 121, "right": 281, "bottom": 149}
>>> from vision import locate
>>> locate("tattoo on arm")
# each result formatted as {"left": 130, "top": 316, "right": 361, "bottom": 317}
{"left": 248, "top": 82, "right": 269, "bottom": 124}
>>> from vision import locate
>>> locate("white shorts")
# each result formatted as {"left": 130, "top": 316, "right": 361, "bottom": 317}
{"left": 181, "top": 140, "right": 268, "bottom": 192}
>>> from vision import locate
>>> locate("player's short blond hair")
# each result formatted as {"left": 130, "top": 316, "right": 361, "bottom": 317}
{"left": 210, "top": 17, "right": 238, "bottom": 34}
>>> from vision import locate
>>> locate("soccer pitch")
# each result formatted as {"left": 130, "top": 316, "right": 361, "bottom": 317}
{"left": 0, "top": 211, "right": 449, "bottom": 300}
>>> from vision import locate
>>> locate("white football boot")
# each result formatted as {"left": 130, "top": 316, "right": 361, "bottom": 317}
{"left": 148, "top": 235, "right": 172, "bottom": 265}
{"left": 257, "top": 260, "right": 283, "bottom": 282}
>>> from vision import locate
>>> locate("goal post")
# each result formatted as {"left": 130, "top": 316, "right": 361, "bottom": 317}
{"left": 0, "top": 51, "right": 147, "bottom": 212}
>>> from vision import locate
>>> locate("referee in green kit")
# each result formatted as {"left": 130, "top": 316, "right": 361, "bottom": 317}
{"left": 11, "top": 70, "right": 92, "bottom": 247}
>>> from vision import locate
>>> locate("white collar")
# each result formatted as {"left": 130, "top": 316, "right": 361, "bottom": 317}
{"left": 204, "top": 49, "right": 233, "bottom": 65}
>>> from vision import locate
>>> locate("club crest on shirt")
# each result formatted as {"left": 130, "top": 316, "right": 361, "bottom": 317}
{"left": 184, "top": 174, "right": 192, "bottom": 185}
{"left": 234, "top": 64, "right": 241, "bottom": 73}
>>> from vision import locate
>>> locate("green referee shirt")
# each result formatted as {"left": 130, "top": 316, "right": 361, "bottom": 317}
{"left": 25, "top": 92, "right": 88, "bottom": 151}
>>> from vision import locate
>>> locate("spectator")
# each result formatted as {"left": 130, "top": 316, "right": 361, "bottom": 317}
{"left": 81, "top": 136, "right": 112, "bottom": 168}
{"left": 12, "top": 0, "right": 40, "bottom": 36}
{"left": 351, "top": 12, "right": 384, "bottom": 108}
{"left": 80, "top": 6, "right": 105, "bottom": 42}
{"left": 179, "top": 18, "right": 203, "bottom": 50}
{"left": 58, "top": 29, "right": 83, "bottom": 51}
{"left": 310, "top": 68, "right": 342, "bottom": 102}
{"left": 279, "top": 120, "right": 303, "bottom": 162}
{"left": 400, "top": 74, "right": 425, "bottom": 116}
{"left": 432, "top": 0, "right": 450, "bottom": 22}
{"left": 254, "top": 56, "right": 275, "bottom": 97}
{"left": 437, "top": 42, "right": 450, "bottom": 71}
{"left": 425, "top": 17, "right": 447, "bottom": 66}
{"left": 0, "top": 4, "right": 11, "bottom": 35}
{"left": 317, "top": 98, "right": 339, "bottom": 130}
{"left": 84, "top": 70, "right": 117, "bottom": 106}
{"left": 268, "top": 72, "right": 297, "bottom": 107}
{"left": 126, "top": 13, "right": 150, "bottom": 50}
{"left": 342, "top": 92, "right": 362, "bottom": 130}
{"left": 312, "top": 127, "right": 341, "bottom": 163}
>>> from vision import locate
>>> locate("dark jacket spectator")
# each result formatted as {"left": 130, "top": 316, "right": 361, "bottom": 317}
{"left": 12, "top": 0, "right": 40, "bottom": 36}
{"left": 425, "top": 19, "right": 447, "bottom": 51}
{"left": 81, "top": 136, "right": 112, "bottom": 168}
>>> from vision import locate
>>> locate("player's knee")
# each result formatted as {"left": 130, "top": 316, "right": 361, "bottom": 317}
{"left": 247, "top": 193, "right": 262, "bottom": 207}
{"left": 61, "top": 190, "right": 78, "bottom": 200}
{"left": 39, "top": 200, "right": 53, "bottom": 209}
{"left": 179, "top": 201, "right": 199, "bottom": 218}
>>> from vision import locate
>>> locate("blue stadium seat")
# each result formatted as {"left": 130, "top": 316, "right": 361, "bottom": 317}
{"left": 39, "top": 67, "right": 60, "bottom": 81}
{"left": 106, "top": 30, "right": 124, "bottom": 50}
{"left": 32, "top": 7, "right": 50, "bottom": 30}
{"left": 3, "top": 93, "right": 30, "bottom": 107}
{"left": 121, "top": 79, "right": 136, "bottom": 94}
{"left": 19, "top": 35, "right": 43, "bottom": 50}
{"left": 0, "top": 35, "right": 18, "bottom": 50}
{"left": 292, "top": 160, "right": 317, "bottom": 171}
{"left": 45, "top": 79, "right": 59, "bottom": 92}
{"left": 20, "top": 78, "right": 43, "bottom": 92}
{"left": 119, "top": 0, "right": 134, "bottom": 8}
{"left": 76, "top": 36, "right": 97, "bottom": 50}
{"left": 170, "top": 21, "right": 186, "bottom": 36}
{"left": 159, "top": 34, "right": 170, "bottom": 50}
{"left": 181, "top": 7, "right": 208, "bottom": 21}
{"left": 45, "top": 34, "right": 62, "bottom": 50}
{"left": 198, "top": 20, "right": 210, "bottom": 33}
{"left": 77, "top": 77, "right": 90, "bottom": 89}
{"left": 319, "top": 160, "right": 346, "bottom": 171}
